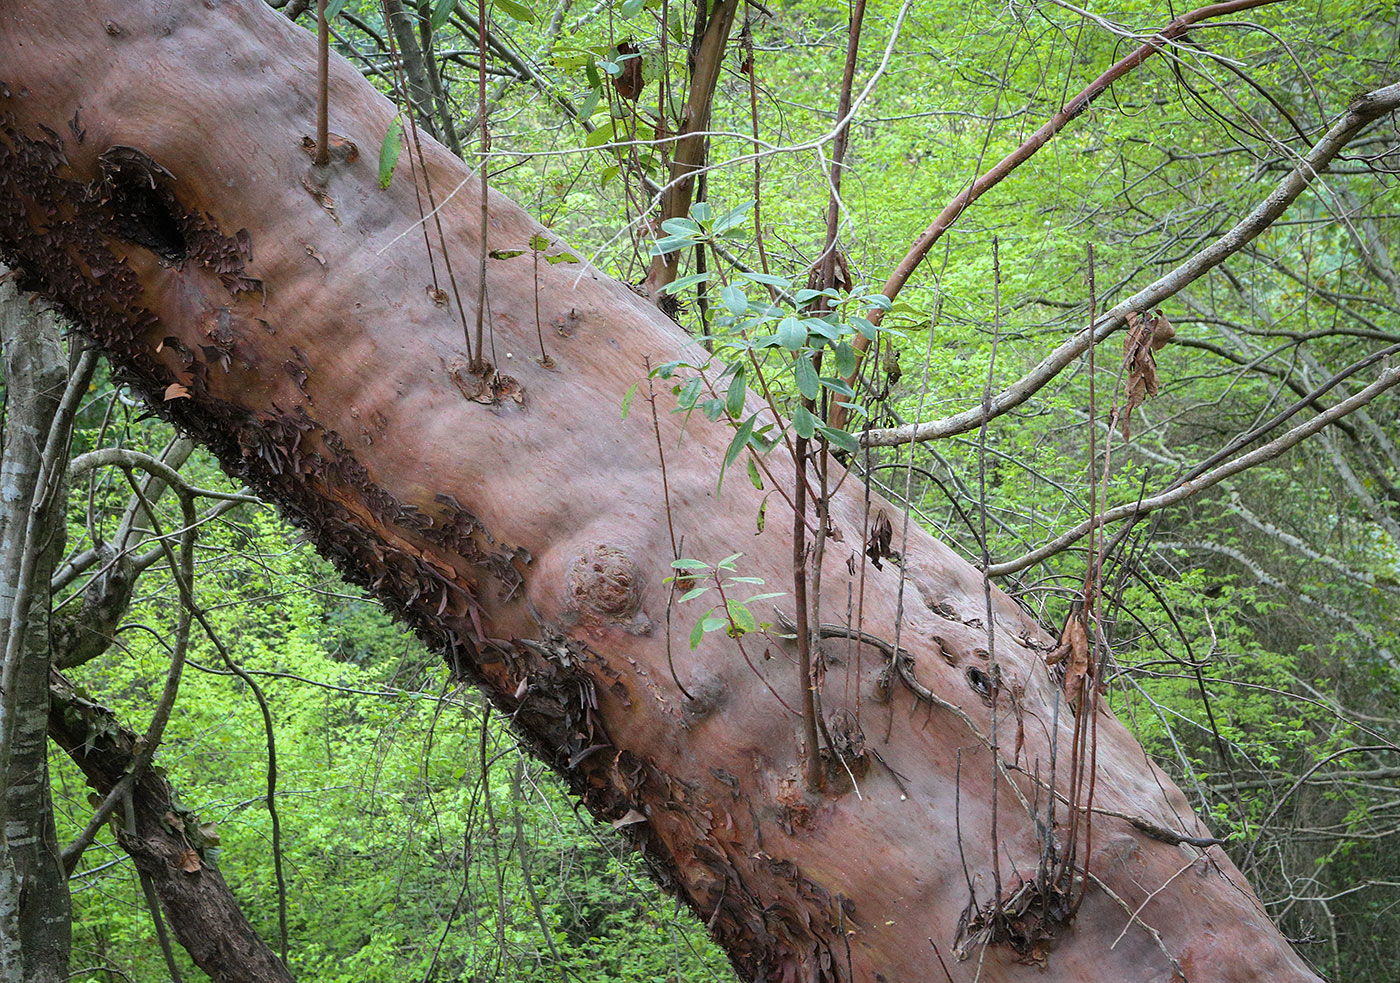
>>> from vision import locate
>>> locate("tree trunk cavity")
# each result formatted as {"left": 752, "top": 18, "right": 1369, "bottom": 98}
{"left": 0, "top": 3, "right": 1320, "bottom": 980}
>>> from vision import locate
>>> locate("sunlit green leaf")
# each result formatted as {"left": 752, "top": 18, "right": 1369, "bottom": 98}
{"left": 726, "top": 600, "right": 757, "bottom": 634}
{"left": 377, "top": 116, "right": 403, "bottom": 190}
{"left": 495, "top": 0, "right": 536, "bottom": 21}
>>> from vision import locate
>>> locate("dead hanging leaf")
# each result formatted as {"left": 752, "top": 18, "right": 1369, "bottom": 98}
{"left": 1047, "top": 604, "right": 1086, "bottom": 688}
{"left": 1119, "top": 310, "right": 1163, "bottom": 442}
{"left": 163, "top": 382, "right": 190, "bottom": 401}
{"left": 882, "top": 346, "right": 902, "bottom": 384}
{"left": 1009, "top": 680, "right": 1027, "bottom": 766}
{"left": 1149, "top": 308, "right": 1175, "bottom": 351}
{"left": 805, "top": 245, "right": 854, "bottom": 295}
{"left": 179, "top": 847, "right": 201, "bottom": 873}
{"left": 611, "top": 42, "right": 644, "bottom": 101}
{"left": 865, "top": 508, "right": 896, "bottom": 570}
{"left": 1045, "top": 603, "right": 1090, "bottom": 705}
{"left": 198, "top": 821, "right": 220, "bottom": 847}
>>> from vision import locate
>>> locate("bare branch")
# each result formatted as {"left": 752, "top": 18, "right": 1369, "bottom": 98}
{"left": 862, "top": 81, "right": 1400, "bottom": 448}
{"left": 984, "top": 361, "right": 1400, "bottom": 576}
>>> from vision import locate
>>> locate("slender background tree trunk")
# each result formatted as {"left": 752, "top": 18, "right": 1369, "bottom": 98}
{"left": 0, "top": 273, "right": 72, "bottom": 982}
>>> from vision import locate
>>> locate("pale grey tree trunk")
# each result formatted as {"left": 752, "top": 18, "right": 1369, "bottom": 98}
{"left": 0, "top": 270, "right": 72, "bottom": 983}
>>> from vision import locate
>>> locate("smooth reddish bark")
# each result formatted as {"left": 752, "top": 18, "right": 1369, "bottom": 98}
{"left": 0, "top": 2, "right": 1319, "bottom": 980}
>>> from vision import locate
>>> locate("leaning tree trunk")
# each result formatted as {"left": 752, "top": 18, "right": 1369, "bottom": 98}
{"left": 0, "top": 2, "right": 1319, "bottom": 980}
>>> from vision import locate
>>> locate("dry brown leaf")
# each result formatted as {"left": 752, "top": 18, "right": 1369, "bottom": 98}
{"left": 865, "top": 508, "right": 895, "bottom": 570}
{"left": 163, "top": 382, "right": 190, "bottom": 401}
{"left": 1149, "top": 308, "right": 1175, "bottom": 351}
{"left": 611, "top": 42, "right": 644, "bottom": 101}
{"left": 179, "top": 847, "right": 201, "bottom": 873}
{"left": 1045, "top": 605, "right": 1090, "bottom": 705}
{"left": 1120, "top": 310, "right": 1161, "bottom": 441}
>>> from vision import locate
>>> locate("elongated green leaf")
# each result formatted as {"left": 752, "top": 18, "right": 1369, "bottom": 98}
{"left": 739, "top": 271, "right": 792, "bottom": 289}
{"left": 817, "top": 424, "right": 860, "bottom": 453}
{"left": 713, "top": 200, "right": 754, "bottom": 234}
{"left": 744, "top": 591, "right": 786, "bottom": 602}
{"left": 660, "top": 272, "right": 710, "bottom": 294}
{"left": 661, "top": 217, "right": 703, "bottom": 237}
{"left": 621, "top": 0, "right": 645, "bottom": 16}
{"left": 377, "top": 116, "right": 403, "bottom": 190}
{"left": 721, "top": 284, "right": 748, "bottom": 316}
{"left": 578, "top": 86, "right": 602, "bottom": 119}
{"left": 671, "top": 557, "right": 710, "bottom": 569}
{"left": 620, "top": 383, "right": 637, "bottom": 420}
{"left": 777, "top": 316, "right": 806, "bottom": 351}
{"left": 726, "top": 600, "right": 757, "bottom": 634}
{"left": 675, "top": 376, "right": 702, "bottom": 408}
{"left": 725, "top": 369, "right": 746, "bottom": 417}
{"left": 689, "top": 616, "right": 707, "bottom": 649}
{"left": 834, "top": 340, "right": 857, "bottom": 377}
{"left": 678, "top": 586, "right": 711, "bottom": 602}
{"left": 793, "top": 404, "right": 817, "bottom": 439}
{"left": 495, "top": 0, "right": 536, "bottom": 21}
{"left": 648, "top": 235, "right": 692, "bottom": 257}
{"left": 793, "top": 355, "right": 819, "bottom": 400}
{"left": 746, "top": 455, "right": 763, "bottom": 490}
{"left": 583, "top": 120, "right": 616, "bottom": 147}
{"left": 819, "top": 376, "right": 856, "bottom": 398}
{"left": 721, "top": 415, "right": 756, "bottom": 488}
{"left": 430, "top": 0, "right": 457, "bottom": 29}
